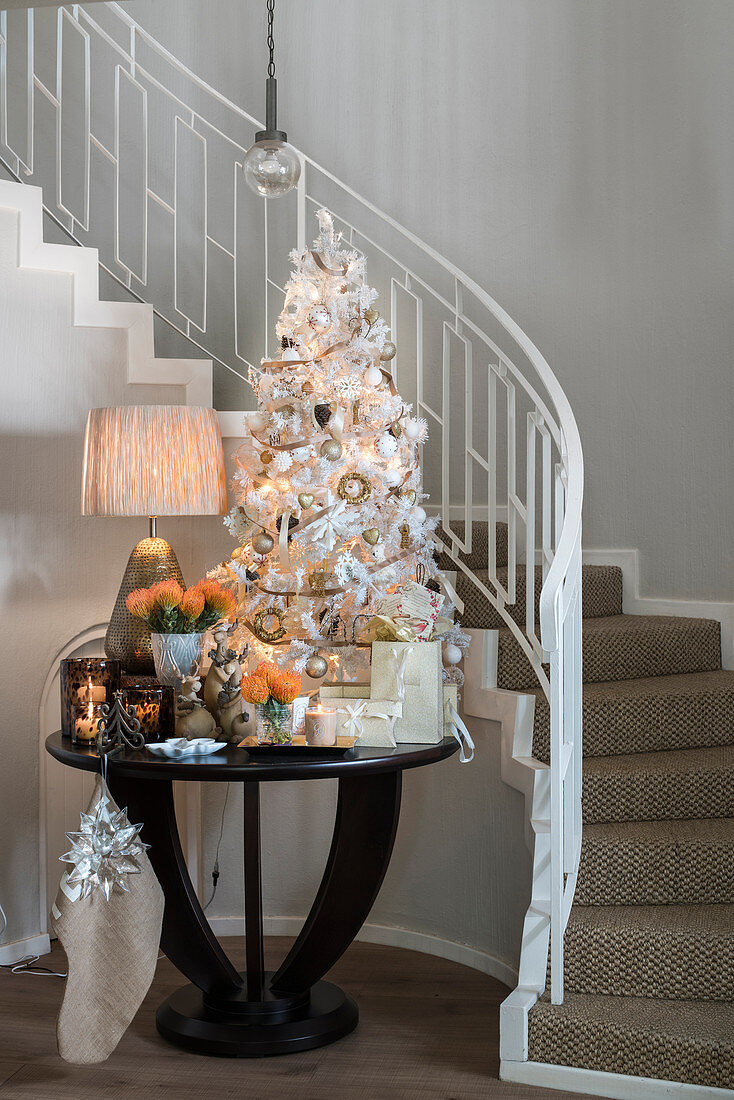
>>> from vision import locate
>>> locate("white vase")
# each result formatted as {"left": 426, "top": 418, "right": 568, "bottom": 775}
{"left": 150, "top": 633, "right": 205, "bottom": 692}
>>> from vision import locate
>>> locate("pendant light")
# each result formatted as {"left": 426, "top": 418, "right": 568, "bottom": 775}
{"left": 243, "top": 0, "right": 301, "bottom": 198}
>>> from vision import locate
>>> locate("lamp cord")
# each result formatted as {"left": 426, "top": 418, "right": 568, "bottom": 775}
{"left": 267, "top": 0, "right": 276, "bottom": 78}
{"left": 203, "top": 782, "right": 231, "bottom": 912}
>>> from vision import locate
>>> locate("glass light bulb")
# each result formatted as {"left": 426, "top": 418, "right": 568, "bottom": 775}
{"left": 243, "top": 139, "right": 301, "bottom": 197}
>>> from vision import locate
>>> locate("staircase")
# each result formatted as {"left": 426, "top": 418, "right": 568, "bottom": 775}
{"left": 448, "top": 528, "right": 734, "bottom": 1095}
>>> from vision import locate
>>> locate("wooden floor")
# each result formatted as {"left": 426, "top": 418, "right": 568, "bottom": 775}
{"left": 0, "top": 937, "right": 595, "bottom": 1099}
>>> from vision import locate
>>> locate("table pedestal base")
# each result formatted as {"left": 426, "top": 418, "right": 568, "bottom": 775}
{"left": 156, "top": 971, "right": 358, "bottom": 1057}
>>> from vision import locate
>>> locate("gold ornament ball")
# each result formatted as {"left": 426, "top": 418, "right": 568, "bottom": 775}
{"left": 252, "top": 531, "right": 275, "bottom": 555}
{"left": 260, "top": 451, "right": 273, "bottom": 465}
{"left": 320, "top": 439, "right": 342, "bottom": 461}
{"left": 380, "top": 341, "right": 397, "bottom": 361}
{"left": 305, "top": 654, "right": 329, "bottom": 679}
{"left": 364, "top": 308, "right": 379, "bottom": 325}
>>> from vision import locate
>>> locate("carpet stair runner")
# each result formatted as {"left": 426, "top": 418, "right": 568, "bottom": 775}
{"left": 444, "top": 522, "right": 734, "bottom": 1091}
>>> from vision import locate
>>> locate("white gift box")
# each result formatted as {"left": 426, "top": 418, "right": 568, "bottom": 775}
{"left": 370, "top": 640, "right": 444, "bottom": 744}
{"left": 319, "top": 682, "right": 371, "bottom": 700}
{"left": 332, "top": 698, "right": 402, "bottom": 747}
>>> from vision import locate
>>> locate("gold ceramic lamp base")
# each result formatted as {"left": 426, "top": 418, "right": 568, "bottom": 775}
{"left": 105, "top": 533, "right": 185, "bottom": 674}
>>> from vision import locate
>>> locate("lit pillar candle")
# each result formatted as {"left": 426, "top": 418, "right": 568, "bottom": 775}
{"left": 73, "top": 699, "right": 103, "bottom": 744}
{"left": 304, "top": 703, "right": 337, "bottom": 747}
{"left": 79, "top": 676, "right": 106, "bottom": 705}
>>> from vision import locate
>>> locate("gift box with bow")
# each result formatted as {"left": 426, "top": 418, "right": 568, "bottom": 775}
{"left": 319, "top": 682, "right": 371, "bottom": 700}
{"left": 332, "top": 698, "right": 402, "bottom": 747}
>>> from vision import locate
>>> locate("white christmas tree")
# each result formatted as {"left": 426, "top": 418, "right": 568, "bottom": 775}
{"left": 224, "top": 210, "right": 444, "bottom": 676}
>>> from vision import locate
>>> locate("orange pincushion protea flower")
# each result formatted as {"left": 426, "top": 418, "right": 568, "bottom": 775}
{"left": 198, "top": 579, "right": 237, "bottom": 621}
{"left": 241, "top": 674, "right": 270, "bottom": 705}
{"left": 180, "top": 586, "right": 205, "bottom": 620}
{"left": 254, "top": 662, "right": 278, "bottom": 686}
{"left": 150, "top": 579, "right": 184, "bottom": 610}
{"left": 126, "top": 587, "right": 155, "bottom": 619}
{"left": 268, "top": 669, "right": 301, "bottom": 705}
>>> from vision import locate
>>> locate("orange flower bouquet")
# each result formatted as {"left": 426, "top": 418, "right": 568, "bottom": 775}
{"left": 241, "top": 663, "right": 301, "bottom": 745}
{"left": 126, "top": 577, "right": 237, "bottom": 690}
{"left": 126, "top": 578, "right": 236, "bottom": 634}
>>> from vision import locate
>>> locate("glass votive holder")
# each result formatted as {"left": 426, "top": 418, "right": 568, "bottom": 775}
{"left": 121, "top": 676, "right": 175, "bottom": 743}
{"left": 72, "top": 701, "right": 104, "bottom": 746}
{"left": 60, "top": 658, "right": 121, "bottom": 738}
{"left": 304, "top": 703, "right": 338, "bottom": 747}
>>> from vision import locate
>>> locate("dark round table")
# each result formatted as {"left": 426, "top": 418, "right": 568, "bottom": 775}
{"left": 46, "top": 731, "right": 458, "bottom": 1057}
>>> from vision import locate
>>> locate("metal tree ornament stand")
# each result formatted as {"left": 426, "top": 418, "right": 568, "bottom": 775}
{"left": 96, "top": 690, "right": 146, "bottom": 759}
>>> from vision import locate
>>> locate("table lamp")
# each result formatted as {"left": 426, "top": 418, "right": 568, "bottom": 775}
{"left": 82, "top": 405, "right": 227, "bottom": 673}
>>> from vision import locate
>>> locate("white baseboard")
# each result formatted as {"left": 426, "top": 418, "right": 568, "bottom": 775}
{"left": 583, "top": 548, "right": 734, "bottom": 668}
{"left": 501, "top": 1058, "right": 732, "bottom": 1099}
{"left": 208, "top": 915, "right": 518, "bottom": 990}
{"left": 0, "top": 932, "right": 51, "bottom": 964}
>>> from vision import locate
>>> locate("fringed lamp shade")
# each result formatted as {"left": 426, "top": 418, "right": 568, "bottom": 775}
{"left": 82, "top": 405, "right": 227, "bottom": 517}
{"left": 81, "top": 405, "right": 227, "bottom": 673}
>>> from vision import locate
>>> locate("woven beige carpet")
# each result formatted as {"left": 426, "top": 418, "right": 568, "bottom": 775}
{"left": 454, "top": 538, "right": 734, "bottom": 1090}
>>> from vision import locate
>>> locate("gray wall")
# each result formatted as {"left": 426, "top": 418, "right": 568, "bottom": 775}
{"left": 0, "top": 205, "right": 230, "bottom": 946}
{"left": 126, "top": 0, "right": 734, "bottom": 601}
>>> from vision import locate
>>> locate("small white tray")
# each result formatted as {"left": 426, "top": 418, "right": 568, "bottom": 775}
{"left": 147, "top": 738, "right": 226, "bottom": 759}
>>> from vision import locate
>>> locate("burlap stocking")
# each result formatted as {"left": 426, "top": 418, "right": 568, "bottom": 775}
{"left": 50, "top": 777, "right": 164, "bottom": 1064}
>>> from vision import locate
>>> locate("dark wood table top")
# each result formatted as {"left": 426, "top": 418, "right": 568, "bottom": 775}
{"left": 45, "top": 730, "right": 459, "bottom": 783}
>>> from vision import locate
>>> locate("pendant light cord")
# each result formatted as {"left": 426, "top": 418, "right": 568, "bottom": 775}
{"left": 267, "top": 0, "right": 276, "bottom": 78}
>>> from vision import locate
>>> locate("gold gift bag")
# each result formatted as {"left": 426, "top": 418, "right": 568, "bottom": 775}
{"left": 370, "top": 640, "right": 444, "bottom": 744}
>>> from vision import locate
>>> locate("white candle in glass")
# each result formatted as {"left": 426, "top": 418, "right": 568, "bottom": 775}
{"left": 75, "top": 676, "right": 106, "bottom": 705}
{"left": 304, "top": 703, "right": 337, "bottom": 746}
{"left": 74, "top": 699, "right": 102, "bottom": 743}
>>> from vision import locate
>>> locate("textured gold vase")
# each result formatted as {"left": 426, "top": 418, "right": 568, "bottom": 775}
{"left": 105, "top": 537, "right": 185, "bottom": 674}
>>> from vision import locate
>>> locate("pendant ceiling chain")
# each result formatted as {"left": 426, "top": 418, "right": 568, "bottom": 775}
{"left": 267, "top": 0, "right": 276, "bottom": 79}
{"left": 242, "top": 0, "right": 301, "bottom": 197}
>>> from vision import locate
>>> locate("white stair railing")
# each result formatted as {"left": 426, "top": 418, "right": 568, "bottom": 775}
{"left": 0, "top": 1, "right": 583, "bottom": 1015}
